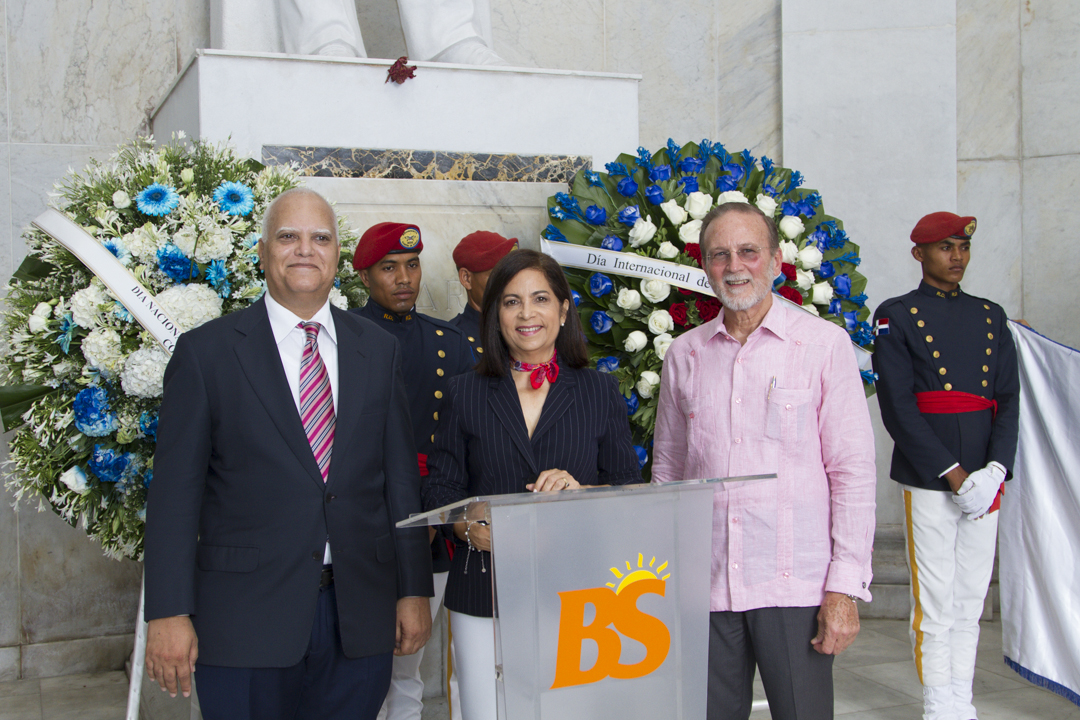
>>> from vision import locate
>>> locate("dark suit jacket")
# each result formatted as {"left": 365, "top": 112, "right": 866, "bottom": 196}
{"left": 423, "top": 366, "right": 642, "bottom": 617}
{"left": 144, "top": 298, "right": 434, "bottom": 668}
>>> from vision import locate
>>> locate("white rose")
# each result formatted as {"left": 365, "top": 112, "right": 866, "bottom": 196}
{"left": 70, "top": 281, "right": 109, "bottom": 329}
{"left": 180, "top": 168, "right": 195, "bottom": 185}
{"left": 811, "top": 281, "right": 835, "bottom": 305}
{"left": 802, "top": 303, "right": 820, "bottom": 316}
{"left": 678, "top": 219, "right": 703, "bottom": 245}
{"left": 647, "top": 309, "right": 675, "bottom": 335}
{"left": 755, "top": 194, "right": 778, "bottom": 216}
{"left": 628, "top": 217, "right": 658, "bottom": 248}
{"left": 32, "top": 302, "right": 52, "bottom": 318}
{"left": 121, "top": 346, "right": 169, "bottom": 398}
{"left": 779, "top": 215, "right": 805, "bottom": 240}
{"left": 624, "top": 330, "right": 648, "bottom": 353}
{"left": 640, "top": 278, "right": 671, "bottom": 303}
{"left": 779, "top": 240, "right": 799, "bottom": 265}
{"left": 795, "top": 269, "right": 815, "bottom": 291}
{"left": 616, "top": 288, "right": 642, "bottom": 311}
{"left": 155, "top": 284, "right": 223, "bottom": 332}
{"left": 81, "top": 327, "right": 124, "bottom": 375}
{"left": 636, "top": 370, "right": 661, "bottom": 399}
{"left": 60, "top": 466, "right": 90, "bottom": 494}
{"left": 657, "top": 241, "right": 679, "bottom": 259}
{"left": 112, "top": 190, "right": 131, "bottom": 209}
{"left": 659, "top": 199, "right": 688, "bottom": 227}
{"left": 329, "top": 286, "right": 348, "bottom": 310}
{"left": 685, "top": 191, "right": 713, "bottom": 220}
{"left": 797, "top": 245, "right": 823, "bottom": 270}
{"left": 653, "top": 333, "right": 674, "bottom": 361}
{"left": 717, "top": 190, "right": 749, "bottom": 205}
{"left": 28, "top": 314, "right": 49, "bottom": 333}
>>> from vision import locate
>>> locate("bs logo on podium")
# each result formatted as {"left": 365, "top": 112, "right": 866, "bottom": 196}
{"left": 551, "top": 554, "right": 672, "bottom": 689}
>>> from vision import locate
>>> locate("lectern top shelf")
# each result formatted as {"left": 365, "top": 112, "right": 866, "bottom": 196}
{"left": 397, "top": 474, "right": 776, "bottom": 528}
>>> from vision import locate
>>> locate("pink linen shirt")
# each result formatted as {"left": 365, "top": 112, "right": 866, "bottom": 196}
{"left": 652, "top": 298, "right": 876, "bottom": 612}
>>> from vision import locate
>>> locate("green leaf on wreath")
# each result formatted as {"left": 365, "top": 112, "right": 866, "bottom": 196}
{"left": 0, "top": 384, "right": 57, "bottom": 431}
{"left": 12, "top": 255, "right": 57, "bottom": 282}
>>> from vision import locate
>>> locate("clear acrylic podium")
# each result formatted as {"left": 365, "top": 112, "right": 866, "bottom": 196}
{"left": 400, "top": 476, "right": 773, "bottom": 719}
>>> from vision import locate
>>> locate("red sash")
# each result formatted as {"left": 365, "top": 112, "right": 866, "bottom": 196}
{"left": 915, "top": 390, "right": 997, "bottom": 419}
{"left": 418, "top": 452, "right": 428, "bottom": 477}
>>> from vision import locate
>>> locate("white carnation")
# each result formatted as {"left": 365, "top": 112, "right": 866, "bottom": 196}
{"left": 156, "top": 284, "right": 223, "bottom": 332}
{"left": 659, "top": 199, "right": 688, "bottom": 227}
{"left": 647, "top": 309, "right": 675, "bottom": 335}
{"left": 779, "top": 240, "right": 799, "bottom": 265}
{"left": 70, "top": 281, "right": 109, "bottom": 329}
{"left": 657, "top": 241, "right": 679, "bottom": 259}
{"left": 685, "top": 191, "right": 713, "bottom": 220}
{"left": 616, "top": 288, "right": 642, "bottom": 311}
{"left": 678, "top": 219, "right": 703, "bottom": 245}
{"left": 121, "top": 346, "right": 169, "bottom": 398}
{"left": 653, "top": 333, "right": 674, "bottom": 360}
{"left": 755, "top": 194, "right": 778, "bottom": 216}
{"left": 81, "top": 327, "right": 124, "bottom": 375}
{"left": 797, "top": 245, "right": 823, "bottom": 270}
{"left": 779, "top": 215, "right": 805, "bottom": 240}
{"left": 124, "top": 223, "right": 167, "bottom": 263}
{"left": 640, "top": 278, "right": 671, "bottom": 303}
{"left": 628, "top": 217, "right": 658, "bottom": 248}
{"left": 636, "top": 370, "right": 661, "bottom": 399}
{"left": 624, "top": 330, "right": 648, "bottom": 353}
{"left": 329, "top": 286, "right": 348, "bottom": 310}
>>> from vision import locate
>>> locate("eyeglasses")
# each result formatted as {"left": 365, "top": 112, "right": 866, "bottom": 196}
{"left": 705, "top": 246, "right": 765, "bottom": 266}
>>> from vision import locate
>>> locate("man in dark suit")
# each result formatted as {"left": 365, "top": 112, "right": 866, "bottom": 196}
{"left": 450, "top": 230, "right": 518, "bottom": 358}
{"left": 872, "top": 211, "right": 1019, "bottom": 720}
{"left": 143, "top": 188, "right": 434, "bottom": 720}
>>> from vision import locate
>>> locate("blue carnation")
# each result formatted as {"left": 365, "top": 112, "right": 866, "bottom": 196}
{"left": 139, "top": 411, "right": 158, "bottom": 441}
{"left": 206, "top": 259, "right": 232, "bottom": 298}
{"left": 833, "top": 273, "right": 852, "bottom": 297}
{"left": 723, "top": 163, "right": 745, "bottom": 182}
{"left": 617, "top": 206, "right": 641, "bottom": 226}
{"left": 625, "top": 390, "right": 639, "bottom": 415}
{"left": 634, "top": 445, "right": 648, "bottom": 468}
{"left": 213, "top": 181, "right": 255, "bottom": 216}
{"left": 588, "top": 273, "right": 614, "bottom": 297}
{"left": 543, "top": 224, "right": 567, "bottom": 243}
{"left": 829, "top": 298, "right": 843, "bottom": 316}
{"left": 809, "top": 229, "right": 830, "bottom": 252}
{"left": 590, "top": 311, "right": 614, "bottom": 334}
{"left": 156, "top": 243, "right": 199, "bottom": 283}
{"left": 596, "top": 356, "right": 620, "bottom": 373}
{"left": 571, "top": 290, "right": 581, "bottom": 307}
{"left": 88, "top": 445, "right": 133, "bottom": 484}
{"left": 600, "top": 235, "right": 624, "bottom": 252}
{"left": 616, "top": 177, "right": 639, "bottom": 197}
{"left": 135, "top": 183, "right": 180, "bottom": 217}
{"left": 585, "top": 205, "right": 608, "bottom": 225}
{"left": 644, "top": 185, "right": 665, "bottom": 205}
{"left": 716, "top": 175, "right": 739, "bottom": 192}
{"left": 818, "top": 261, "right": 835, "bottom": 279}
{"left": 102, "top": 238, "right": 132, "bottom": 266}
{"left": 678, "top": 176, "right": 700, "bottom": 193}
{"left": 678, "top": 157, "right": 705, "bottom": 174}
{"left": 649, "top": 164, "right": 672, "bottom": 182}
{"left": 73, "top": 386, "right": 119, "bottom": 437}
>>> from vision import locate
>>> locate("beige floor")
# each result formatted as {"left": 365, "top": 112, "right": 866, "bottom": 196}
{"left": 1, "top": 619, "right": 1077, "bottom": 719}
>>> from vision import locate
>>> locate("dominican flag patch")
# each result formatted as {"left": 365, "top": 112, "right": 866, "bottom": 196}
{"left": 874, "top": 318, "right": 890, "bottom": 336}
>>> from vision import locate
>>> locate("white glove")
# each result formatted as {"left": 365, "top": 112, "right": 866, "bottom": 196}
{"left": 952, "top": 462, "right": 1006, "bottom": 519}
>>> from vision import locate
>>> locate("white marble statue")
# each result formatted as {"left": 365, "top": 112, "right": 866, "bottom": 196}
{"left": 276, "top": 0, "right": 505, "bottom": 64}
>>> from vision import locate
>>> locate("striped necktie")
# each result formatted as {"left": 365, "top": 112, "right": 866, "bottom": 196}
{"left": 299, "top": 321, "right": 335, "bottom": 482}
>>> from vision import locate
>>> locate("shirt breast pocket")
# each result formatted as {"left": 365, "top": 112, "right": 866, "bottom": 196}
{"left": 764, "top": 389, "right": 812, "bottom": 443}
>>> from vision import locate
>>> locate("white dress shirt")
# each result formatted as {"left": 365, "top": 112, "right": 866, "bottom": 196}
{"left": 264, "top": 291, "right": 339, "bottom": 563}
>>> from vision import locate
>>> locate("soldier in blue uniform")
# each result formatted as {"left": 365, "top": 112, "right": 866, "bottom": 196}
{"left": 352, "top": 222, "right": 474, "bottom": 720}
{"left": 872, "top": 212, "right": 1019, "bottom": 720}
{"left": 450, "top": 230, "right": 517, "bottom": 358}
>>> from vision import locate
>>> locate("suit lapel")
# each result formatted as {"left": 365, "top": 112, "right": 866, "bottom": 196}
{"left": 325, "top": 308, "right": 365, "bottom": 488}
{"left": 531, "top": 368, "right": 577, "bottom": 443}
{"left": 488, "top": 375, "right": 538, "bottom": 475}
{"left": 233, "top": 299, "right": 324, "bottom": 490}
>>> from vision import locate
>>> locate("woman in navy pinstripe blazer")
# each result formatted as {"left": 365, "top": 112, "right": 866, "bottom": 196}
{"left": 423, "top": 250, "right": 641, "bottom": 719}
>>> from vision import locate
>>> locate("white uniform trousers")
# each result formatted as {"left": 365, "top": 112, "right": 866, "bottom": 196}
{"left": 902, "top": 484, "right": 998, "bottom": 713}
{"left": 447, "top": 611, "right": 497, "bottom": 720}
{"left": 377, "top": 571, "right": 461, "bottom": 720}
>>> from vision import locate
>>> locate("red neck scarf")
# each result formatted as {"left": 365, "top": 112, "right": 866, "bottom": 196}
{"left": 510, "top": 350, "right": 559, "bottom": 389}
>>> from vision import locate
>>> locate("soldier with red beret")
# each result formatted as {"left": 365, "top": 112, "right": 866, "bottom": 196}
{"left": 451, "top": 231, "right": 518, "bottom": 357}
{"left": 872, "top": 212, "right": 1019, "bottom": 720}
{"left": 351, "top": 222, "right": 472, "bottom": 720}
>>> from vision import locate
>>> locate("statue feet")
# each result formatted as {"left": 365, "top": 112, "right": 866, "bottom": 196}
{"left": 431, "top": 38, "right": 507, "bottom": 66}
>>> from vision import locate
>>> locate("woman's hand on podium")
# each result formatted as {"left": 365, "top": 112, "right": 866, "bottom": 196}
{"left": 527, "top": 468, "right": 580, "bottom": 492}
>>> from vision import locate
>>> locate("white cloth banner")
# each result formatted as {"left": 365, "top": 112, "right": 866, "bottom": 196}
{"left": 32, "top": 209, "right": 181, "bottom": 355}
{"left": 540, "top": 239, "right": 874, "bottom": 372}
{"left": 999, "top": 321, "right": 1080, "bottom": 707}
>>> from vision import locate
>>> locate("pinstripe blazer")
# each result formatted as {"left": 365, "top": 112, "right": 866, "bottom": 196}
{"left": 423, "top": 366, "right": 643, "bottom": 617}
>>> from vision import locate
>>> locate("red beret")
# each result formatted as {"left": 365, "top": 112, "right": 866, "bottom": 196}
{"left": 353, "top": 222, "right": 423, "bottom": 270}
{"left": 910, "top": 212, "right": 977, "bottom": 245}
{"left": 452, "top": 231, "right": 518, "bottom": 272}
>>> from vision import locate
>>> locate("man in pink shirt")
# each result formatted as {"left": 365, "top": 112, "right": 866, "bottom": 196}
{"left": 652, "top": 202, "right": 876, "bottom": 720}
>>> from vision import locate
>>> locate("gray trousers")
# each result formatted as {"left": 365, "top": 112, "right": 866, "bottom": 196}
{"left": 708, "top": 606, "right": 834, "bottom": 720}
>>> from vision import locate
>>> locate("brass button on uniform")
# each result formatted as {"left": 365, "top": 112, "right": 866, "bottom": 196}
{"left": 477, "top": 347, "right": 484, "bottom": 354}
{"left": 431, "top": 434, "right": 435, "bottom": 443}
{"left": 917, "top": 320, "right": 925, "bottom": 328}
{"left": 986, "top": 349, "right": 992, "bottom": 356}
{"left": 435, "top": 390, "right": 443, "bottom": 399}
{"left": 982, "top": 365, "right": 989, "bottom": 372}
{"left": 986, "top": 318, "right": 992, "bottom": 324}
{"left": 987, "top": 332, "right": 994, "bottom": 340}
{"left": 984, "top": 304, "right": 990, "bottom": 309}
{"left": 433, "top": 412, "right": 439, "bottom": 421}
{"left": 933, "top": 351, "right": 940, "bottom": 358}
{"left": 436, "top": 330, "right": 444, "bottom": 336}
{"left": 910, "top": 307, "right": 919, "bottom": 314}
{"left": 438, "top": 350, "right": 446, "bottom": 358}
{"left": 939, "top": 367, "right": 947, "bottom": 375}
{"left": 468, "top": 336, "right": 475, "bottom": 342}
{"left": 926, "top": 335, "right": 933, "bottom": 342}
{"left": 437, "top": 368, "right": 444, "bottom": 376}
{"left": 982, "top": 380, "right": 989, "bottom": 387}
{"left": 944, "top": 383, "right": 953, "bottom": 391}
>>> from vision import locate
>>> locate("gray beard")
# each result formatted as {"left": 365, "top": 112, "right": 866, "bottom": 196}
{"left": 710, "top": 259, "right": 775, "bottom": 311}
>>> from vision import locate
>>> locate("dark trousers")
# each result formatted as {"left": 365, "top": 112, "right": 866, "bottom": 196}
{"left": 195, "top": 582, "right": 393, "bottom": 720}
{"left": 708, "top": 606, "right": 834, "bottom": 720}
